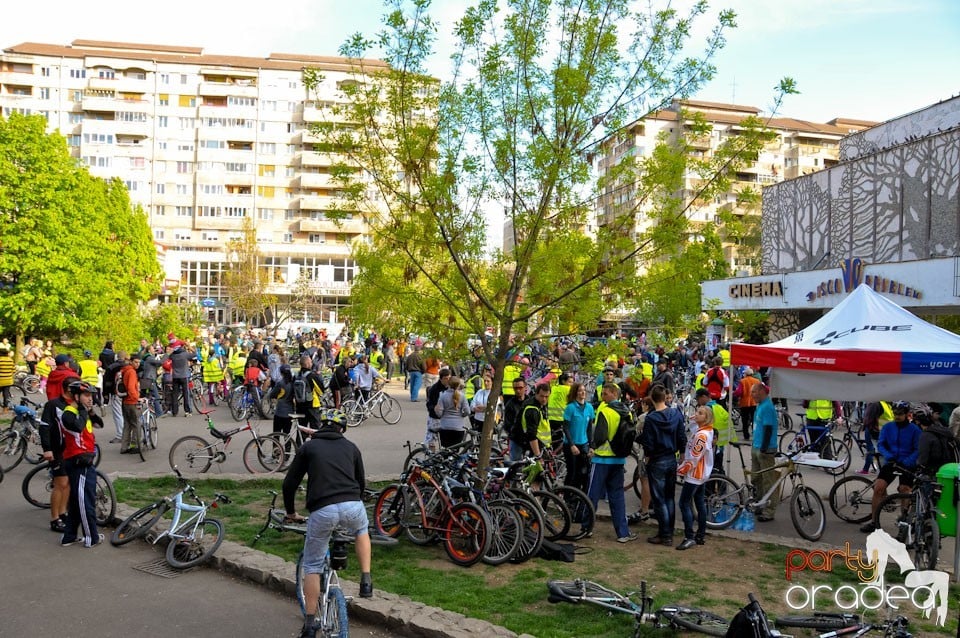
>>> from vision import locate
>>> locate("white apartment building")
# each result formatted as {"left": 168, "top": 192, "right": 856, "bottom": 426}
{"left": 0, "top": 39, "right": 386, "bottom": 326}
{"left": 593, "top": 99, "right": 876, "bottom": 275}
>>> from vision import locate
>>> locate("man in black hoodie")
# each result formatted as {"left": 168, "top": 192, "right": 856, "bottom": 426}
{"left": 282, "top": 411, "right": 372, "bottom": 638}
{"left": 638, "top": 384, "right": 686, "bottom": 546}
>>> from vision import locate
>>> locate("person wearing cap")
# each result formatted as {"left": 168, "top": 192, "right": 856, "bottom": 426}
{"left": 40, "top": 377, "right": 76, "bottom": 531}
{"left": 750, "top": 383, "right": 778, "bottom": 522}
{"left": 651, "top": 357, "right": 675, "bottom": 395}
{"left": 735, "top": 367, "right": 761, "bottom": 438}
{"left": 46, "top": 354, "right": 80, "bottom": 402}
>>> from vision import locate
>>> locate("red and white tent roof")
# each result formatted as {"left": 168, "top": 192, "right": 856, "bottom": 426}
{"left": 731, "top": 284, "right": 960, "bottom": 401}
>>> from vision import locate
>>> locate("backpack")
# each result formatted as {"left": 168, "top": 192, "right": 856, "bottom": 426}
{"left": 293, "top": 372, "right": 323, "bottom": 405}
{"left": 725, "top": 597, "right": 775, "bottom": 638}
{"left": 292, "top": 375, "right": 309, "bottom": 404}
{"left": 933, "top": 430, "right": 960, "bottom": 467}
{"left": 705, "top": 367, "right": 724, "bottom": 400}
{"left": 103, "top": 361, "right": 123, "bottom": 395}
{"left": 594, "top": 403, "right": 637, "bottom": 457}
{"left": 114, "top": 368, "right": 128, "bottom": 398}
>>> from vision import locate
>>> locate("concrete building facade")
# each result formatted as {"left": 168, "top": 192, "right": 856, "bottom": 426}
{"left": 0, "top": 39, "right": 385, "bottom": 327}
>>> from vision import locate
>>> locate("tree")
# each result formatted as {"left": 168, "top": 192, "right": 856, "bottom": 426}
{"left": 305, "top": 0, "right": 793, "bottom": 467}
{"left": 0, "top": 113, "right": 161, "bottom": 356}
{"left": 223, "top": 215, "right": 276, "bottom": 326}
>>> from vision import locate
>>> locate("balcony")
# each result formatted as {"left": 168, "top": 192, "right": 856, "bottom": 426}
{"left": 113, "top": 120, "right": 150, "bottom": 137}
{"left": 297, "top": 173, "right": 336, "bottom": 189}
{"left": 302, "top": 103, "right": 354, "bottom": 124}
{"left": 298, "top": 151, "right": 357, "bottom": 168}
{"left": 299, "top": 128, "right": 325, "bottom": 144}
{"left": 193, "top": 216, "right": 247, "bottom": 231}
{"left": 299, "top": 195, "right": 346, "bottom": 211}
{"left": 296, "top": 217, "right": 365, "bottom": 233}
{"left": 198, "top": 81, "right": 259, "bottom": 99}
{"left": 81, "top": 95, "right": 118, "bottom": 112}
{"left": 686, "top": 134, "right": 711, "bottom": 149}
{"left": 0, "top": 70, "right": 36, "bottom": 85}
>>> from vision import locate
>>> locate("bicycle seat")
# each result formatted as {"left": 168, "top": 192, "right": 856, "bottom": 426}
{"left": 210, "top": 426, "right": 241, "bottom": 440}
{"left": 730, "top": 440, "right": 752, "bottom": 448}
{"left": 289, "top": 413, "right": 306, "bottom": 419}
{"left": 198, "top": 408, "right": 215, "bottom": 416}
{"left": 331, "top": 531, "right": 355, "bottom": 544}
{"left": 546, "top": 581, "right": 579, "bottom": 604}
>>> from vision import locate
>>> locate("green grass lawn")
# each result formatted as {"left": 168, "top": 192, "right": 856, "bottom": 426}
{"left": 114, "top": 476, "right": 958, "bottom": 638}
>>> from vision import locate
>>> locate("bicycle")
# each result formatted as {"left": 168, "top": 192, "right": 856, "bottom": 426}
{"left": 110, "top": 466, "right": 230, "bottom": 569}
{"left": 871, "top": 472, "right": 941, "bottom": 570}
{"left": 546, "top": 578, "right": 788, "bottom": 637}
{"left": 167, "top": 408, "right": 285, "bottom": 474}
{"left": 13, "top": 367, "right": 41, "bottom": 395}
{"left": 133, "top": 397, "right": 159, "bottom": 462}
{"left": 776, "top": 613, "right": 911, "bottom": 637}
{"left": 0, "top": 396, "right": 46, "bottom": 472}
{"left": 22, "top": 456, "right": 116, "bottom": 526}
{"left": 838, "top": 419, "right": 882, "bottom": 474}
{"left": 779, "top": 415, "right": 851, "bottom": 475}
{"left": 228, "top": 380, "right": 265, "bottom": 422}
{"left": 340, "top": 380, "right": 402, "bottom": 427}
{"left": 703, "top": 441, "right": 830, "bottom": 541}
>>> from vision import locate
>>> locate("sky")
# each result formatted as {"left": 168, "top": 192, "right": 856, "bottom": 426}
{"left": 2, "top": 0, "right": 957, "bottom": 123}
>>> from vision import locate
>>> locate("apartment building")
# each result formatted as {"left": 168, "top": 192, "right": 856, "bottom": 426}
{"left": 0, "top": 39, "right": 385, "bottom": 326}
{"left": 593, "top": 99, "right": 876, "bottom": 275}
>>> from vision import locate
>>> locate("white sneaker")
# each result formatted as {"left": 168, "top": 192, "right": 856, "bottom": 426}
{"left": 85, "top": 533, "right": 105, "bottom": 548}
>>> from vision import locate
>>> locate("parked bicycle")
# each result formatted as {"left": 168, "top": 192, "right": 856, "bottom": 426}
{"left": 137, "top": 397, "right": 159, "bottom": 456}
{"left": 13, "top": 367, "right": 41, "bottom": 395}
{"left": 870, "top": 471, "right": 941, "bottom": 570}
{"left": 779, "top": 414, "right": 851, "bottom": 475}
{"left": 110, "top": 466, "right": 230, "bottom": 569}
{"left": 22, "top": 455, "right": 115, "bottom": 526}
{"left": 167, "top": 408, "right": 285, "bottom": 474}
{"left": 0, "top": 396, "right": 46, "bottom": 472}
{"left": 776, "top": 612, "right": 911, "bottom": 637}
{"left": 340, "top": 380, "right": 402, "bottom": 427}
{"left": 704, "top": 441, "right": 829, "bottom": 541}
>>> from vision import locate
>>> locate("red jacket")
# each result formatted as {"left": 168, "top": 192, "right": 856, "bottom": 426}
{"left": 46, "top": 366, "right": 80, "bottom": 401}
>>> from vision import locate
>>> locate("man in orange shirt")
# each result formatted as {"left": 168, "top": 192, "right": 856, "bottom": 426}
{"left": 736, "top": 367, "right": 760, "bottom": 438}
{"left": 115, "top": 352, "right": 142, "bottom": 455}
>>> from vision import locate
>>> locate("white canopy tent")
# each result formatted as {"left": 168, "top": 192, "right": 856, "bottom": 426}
{"left": 730, "top": 284, "right": 960, "bottom": 401}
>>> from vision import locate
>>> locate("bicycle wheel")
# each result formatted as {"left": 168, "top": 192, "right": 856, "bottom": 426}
{"left": 22, "top": 375, "right": 41, "bottom": 394}
{"left": 378, "top": 395, "right": 402, "bottom": 424}
{"left": 821, "top": 437, "right": 851, "bottom": 475}
{"left": 444, "top": 502, "right": 490, "bottom": 567}
{"left": 0, "top": 431, "right": 26, "bottom": 472}
{"left": 22, "top": 461, "right": 53, "bottom": 508}
{"left": 779, "top": 431, "right": 805, "bottom": 455}
{"left": 373, "top": 484, "right": 404, "bottom": 537}
{"left": 228, "top": 393, "right": 246, "bottom": 422}
{"left": 790, "top": 486, "right": 826, "bottom": 541}
{"left": 553, "top": 486, "right": 596, "bottom": 541}
{"left": 775, "top": 613, "right": 862, "bottom": 630}
{"left": 623, "top": 451, "right": 643, "bottom": 501}
{"left": 165, "top": 517, "right": 224, "bottom": 569}
{"left": 778, "top": 410, "right": 794, "bottom": 433}
{"left": 168, "top": 435, "right": 214, "bottom": 473}
{"left": 703, "top": 475, "right": 744, "bottom": 529}
{"left": 340, "top": 399, "right": 364, "bottom": 427}
{"left": 659, "top": 606, "right": 729, "bottom": 637}
{"left": 481, "top": 500, "right": 523, "bottom": 566}
{"left": 874, "top": 494, "right": 939, "bottom": 570}
{"left": 914, "top": 510, "right": 939, "bottom": 570}
{"left": 148, "top": 413, "right": 159, "bottom": 450}
{"left": 94, "top": 469, "right": 117, "bottom": 526}
{"left": 242, "top": 437, "right": 285, "bottom": 474}
{"left": 506, "top": 497, "right": 544, "bottom": 564}
{"left": 111, "top": 499, "right": 169, "bottom": 546}
{"left": 405, "top": 482, "right": 442, "bottom": 545}
{"left": 320, "top": 585, "right": 349, "bottom": 638}
{"left": 402, "top": 444, "right": 430, "bottom": 472}
{"left": 25, "top": 430, "right": 44, "bottom": 464}
{"left": 828, "top": 475, "right": 874, "bottom": 524}
{"left": 532, "top": 489, "right": 572, "bottom": 541}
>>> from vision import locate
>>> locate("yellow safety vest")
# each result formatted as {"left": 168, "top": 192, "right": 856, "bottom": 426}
{"left": 464, "top": 375, "right": 482, "bottom": 402}
{"left": 78, "top": 359, "right": 99, "bottom": 385}
{"left": 719, "top": 349, "right": 731, "bottom": 367}
{"left": 203, "top": 355, "right": 224, "bottom": 383}
{"left": 879, "top": 401, "right": 894, "bottom": 425}
{"left": 641, "top": 362, "right": 653, "bottom": 381}
{"left": 371, "top": 351, "right": 384, "bottom": 371}
{"left": 547, "top": 383, "right": 570, "bottom": 422}
{"left": 806, "top": 400, "right": 833, "bottom": 421}
{"left": 35, "top": 358, "right": 51, "bottom": 378}
{"left": 501, "top": 364, "right": 521, "bottom": 397}
{"left": 522, "top": 404, "right": 552, "bottom": 448}
{"left": 593, "top": 402, "right": 620, "bottom": 458}
{"left": 228, "top": 350, "right": 246, "bottom": 377}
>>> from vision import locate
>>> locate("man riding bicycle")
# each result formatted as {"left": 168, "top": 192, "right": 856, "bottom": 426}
{"left": 860, "top": 401, "right": 921, "bottom": 533}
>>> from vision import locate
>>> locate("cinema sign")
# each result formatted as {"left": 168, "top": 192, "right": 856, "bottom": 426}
{"left": 729, "top": 280, "right": 783, "bottom": 299}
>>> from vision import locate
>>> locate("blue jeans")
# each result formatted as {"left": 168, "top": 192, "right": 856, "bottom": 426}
{"left": 679, "top": 481, "right": 706, "bottom": 542}
{"left": 302, "top": 501, "right": 368, "bottom": 575}
{"left": 587, "top": 463, "right": 628, "bottom": 538}
{"left": 861, "top": 430, "right": 877, "bottom": 471}
{"left": 408, "top": 371, "right": 423, "bottom": 401}
{"left": 647, "top": 456, "right": 678, "bottom": 540}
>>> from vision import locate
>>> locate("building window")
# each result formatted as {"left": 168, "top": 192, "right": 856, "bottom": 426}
{"left": 66, "top": 135, "right": 81, "bottom": 147}
{"left": 180, "top": 74, "right": 189, "bottom": 84}
{"left": 98, "top": 69, "right": 115, "bottom": 79}
{"left": 258, "top": 208, "right": 274, "bottom": 220}
{"left": 285, "top": 166, "right": 296, "bottom": 177}
{"left": 176, "top": 184, "right": 190, "bottom": 195}
{"left": 124, "top": 180, "right": 138, "bottom": 191}
{"left": 227, "top": 96, "right": 256, "bottom": 107}
{"left": 157, "top": 141, "right": 167, "bottom": 150}
{"left": 39, "top": 87, "right": 50, "bottom": 99}
{"left": 283, "top": 233, "right": 293, "bottom": 243}
{"left": 156, "top": 183, "right": 165, "bottom": 194}
{"left": 258, "top": 142, "right": 276, "bottom": 154}
{"left": 69, "top": 68, "right": 86, "bottom": 79}
{"left": 176, "top": 161, "right": 193, "bottom": 174}
{"left": 200, "top": 184, "right": 224, "bottom": 195}
{"left": 176, "top": 206, "right": 194, "bottom": 216}
{"left": 178, "top": 143, "right": 195, "bottom": 151}
{"left": 153, "top": 229, "right": 165, "bottom": 240}
{"left": 83, "top": 133, "right": 114, "bottom": 144}
{"left": 308, "top": 233, "right": 324, "bottom": 244}
{"left": 158, "top": 116, "right": 168, "bottom": 128}
{"left": 160, "top": 74, "right": 170, "bottom": 84}
{"left": 41, "top": 67, "right": 51, "bottom": 77}
{"left": 285, "top": 209, "right": 296, "bottom": 220}
{"left": 130, "top": 157, "right": 146, "bottom": 169}
{"left": 82, "top": 156, "right": 111, "bottom": 168}
{"left": 179, "top": 117, "right": 195, "bottom": 129}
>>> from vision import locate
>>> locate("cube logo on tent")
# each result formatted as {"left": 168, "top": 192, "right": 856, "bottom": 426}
{"left": 788, "top": 352, "right": 837, "bottom": 367}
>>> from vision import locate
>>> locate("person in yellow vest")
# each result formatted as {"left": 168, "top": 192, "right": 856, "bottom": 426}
{"left": 0, "top": 346, "right": 14, "bottom": 411}
{"left": 802, "top": 399, "right": 840, "bottom": 456}
{"left": 202, "top": 352, "right": 225, "bottom": 406}
{"left": 588, "top": 383, "right": 636, "bottom": 542}
{"left": 77, "top": 350, "right": 102, "bottom": 412}
{"left": 35, "top": 351, "right": 53, "bottom": 391}
{"left": 640, "top": 354, "right": 654, "bottom": 383}
{"left": 501, "top": 360, "right": 522, "bottom": 398}
{"left": 718, "top": 345, "right": 731, "bottom": 368}
{"left": 519, "top": 382, "right": 552, "bottom": 459}
{"left": 370, "top": 344, "right": 385, "bottom": 374}
{"left": 547, "top": 373, "right": 572, "bottom": 451}
{"left": 228, "top": 345, "right": 246, "bottom": 384}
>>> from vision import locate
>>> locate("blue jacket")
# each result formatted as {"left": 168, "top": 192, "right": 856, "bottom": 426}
{"left": 639, "top": 406, "right": 686, "bottom": 461}
{"left": 877, "top": 420, "right": 921, "bottom": 468}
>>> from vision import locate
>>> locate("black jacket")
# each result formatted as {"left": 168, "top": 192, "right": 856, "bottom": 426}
{"left": 426, "top": 380, "right": 445, "bottom": 419}
{"left": 918, "top": 424, "right": 956, "bottom": 474}
{"left": 282, "top": 429, "right": 365, "bottom": 514}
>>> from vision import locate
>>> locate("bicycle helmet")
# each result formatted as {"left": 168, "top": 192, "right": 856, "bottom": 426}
{"left": 322, "top": 409, "right": 348, "bottom": 433}
{"left": 66, "top": 379, "right": 94, "bottom": 396}
{"left": 891, "top": 400, "right": 911, "bottom": 413}
{"left": 911, "top": 403, "right": 933, "bottom": 426}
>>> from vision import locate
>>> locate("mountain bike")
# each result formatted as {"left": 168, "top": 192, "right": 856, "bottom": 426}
{"left": 776, "top": 613, "right": 911, "bottom": 637}
{"left": 340, "top": 380, "right": 402, "bottom": 427}
{"left": 228, "top": 381, "right": 265, "bottom": 422}
{"left": 167, "top": 408, "right": 285, "bottom": 474}
{"left": 779, "top": 416, "right": 851, "bottom": 475}
{"left": 871, "top": 473, "right": 941, "bottom": 570}
{"left": 0, "top": 396, "right": 46, "bottom": 472}
{"left": 703, "top": 441, "right": 829, "bottom": 541}
{"left": 22, "top": 456, "right": 115, "bottom": 526}
{"left": 111, "top": 467, "right": 230, "bottom": 569}
{"left": 137, "top": 397, "right": 159, "bottom": 455}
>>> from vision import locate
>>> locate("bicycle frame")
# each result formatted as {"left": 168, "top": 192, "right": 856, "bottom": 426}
{"left": 151, "top": 487, "right": 209, "bottom": 545}
{"left": 732, "top": 444, "right": 805, "bottom": 511}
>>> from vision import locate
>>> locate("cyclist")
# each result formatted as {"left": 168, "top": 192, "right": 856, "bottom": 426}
{"left": 282, "top": 410, "right": 372, "bottom": 638}
{"left": 801, "top": 398, "right": 842, "bottom": 456}
{"left": 58, "top": 379, "right": 105, "bottom": 547}
{"left": 860, "top": 401, "right": 921, "bottom": 533}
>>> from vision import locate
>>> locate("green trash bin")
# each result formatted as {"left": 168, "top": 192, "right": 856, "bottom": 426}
{"left": 936, "top": 462, "right": 959, "bottom": 537}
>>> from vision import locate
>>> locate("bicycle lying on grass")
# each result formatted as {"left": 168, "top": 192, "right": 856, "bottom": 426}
{"left": 110, "top": 466, "right": 230, "bottom": 569}
{"left": 775, "top": 613, "right": 912, "bottom": 637}
{"left": 546, "top": 578, "right": 791, "bottom": 637}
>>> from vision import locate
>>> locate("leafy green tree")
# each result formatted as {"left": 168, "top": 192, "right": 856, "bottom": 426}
{"left": 305, "top": 0, "right": 792, "bottom": 465}
{"left": 223, "top": 215, "right": 276, "bottom": 327}
{"left": 0, "top": 114, "right": 160, "bottom": 356}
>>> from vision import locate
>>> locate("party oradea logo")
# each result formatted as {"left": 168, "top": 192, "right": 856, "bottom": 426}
{"left": 784, "top": 529, "right": 948, "bottom": 627}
